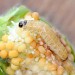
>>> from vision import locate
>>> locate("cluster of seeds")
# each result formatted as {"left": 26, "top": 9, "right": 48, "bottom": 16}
{"left": 0, "top": 12, "right": 75, "bottom": 75}
{"left": 0, "top": 30, "right": 65, "bottom": 75}
{"left": 24, "top": 12, "right": 39, "bottom": 20}
{"left": 0, "top": 34, "right": 24, "bottom": 74}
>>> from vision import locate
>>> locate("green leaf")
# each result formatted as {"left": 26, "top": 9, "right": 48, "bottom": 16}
{"left": 0, "top": 6, "right": 29, "bottom": 25}
{"left": 0, "top": 67, "right": 6, "bottom": 75}
{"left": 0, "top": 5, "right": 30, "bottom": 40}
{"left": 0, "top": 58, "right": 9, "bottom": 75}
{"left": 63, "top": 36, "right": 75, "bottom": 62}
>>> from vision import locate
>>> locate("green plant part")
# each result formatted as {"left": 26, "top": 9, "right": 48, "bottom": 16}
{"left": 0, "top": 58, "right": 9, "bottom": 75}
{"left": 0, "top": 6, "right": 29, "bottom": 40}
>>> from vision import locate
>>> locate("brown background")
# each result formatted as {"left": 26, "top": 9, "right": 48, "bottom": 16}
{"left": 0, "top": 0, "right": 75, "bottom": 49}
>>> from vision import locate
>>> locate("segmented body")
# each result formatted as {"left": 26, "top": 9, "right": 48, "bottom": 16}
{"left": 24, "top": 21, "right": 68, "bottom": 60}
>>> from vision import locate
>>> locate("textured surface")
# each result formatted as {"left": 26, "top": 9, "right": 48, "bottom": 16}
{"left": 25, "top": 21, "right": 68, "bottom": 60}
{"left": 0, "top": 0, "right": 75, "bottom": 48}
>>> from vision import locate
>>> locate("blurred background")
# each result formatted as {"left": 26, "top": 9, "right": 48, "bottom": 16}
{"left": 0, "top": 0, "right": 75, "bottom": 48}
